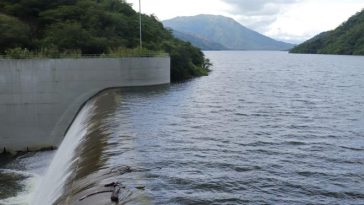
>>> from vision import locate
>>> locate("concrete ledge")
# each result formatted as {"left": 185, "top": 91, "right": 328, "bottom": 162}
{"left": 0, "top": 57, "right": 170, "bottom": 152}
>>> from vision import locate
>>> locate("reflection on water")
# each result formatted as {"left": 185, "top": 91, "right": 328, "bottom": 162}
{"left": 1, "top": 51, "right": 364, "bottom": 204}
{"left": 54, "top": 89, "right": 155, "bottom": 205}
{"left": 107, "top": 52, "right": 364, "bottom": 204}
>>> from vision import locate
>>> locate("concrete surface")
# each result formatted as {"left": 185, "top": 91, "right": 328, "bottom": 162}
{"left": 0, "top": 57, "right": 170, "bottom": 152}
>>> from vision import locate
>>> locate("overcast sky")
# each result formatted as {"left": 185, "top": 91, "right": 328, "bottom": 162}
{"left": 126, "top": 0, "right": 364, "bottom": 43}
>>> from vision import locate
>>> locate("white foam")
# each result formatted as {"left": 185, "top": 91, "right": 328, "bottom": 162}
{"left": 31, "top": 102, "right": 94, "bottom": 205}
{"left": 0, "top": 169, "right": 38, "bottom": 205}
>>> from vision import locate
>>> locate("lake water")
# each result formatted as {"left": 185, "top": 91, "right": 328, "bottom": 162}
{"left": 1, "top": 51, "right": 364, "bottom": 204}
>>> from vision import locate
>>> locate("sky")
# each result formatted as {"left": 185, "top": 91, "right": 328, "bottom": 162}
{"left": 126, "top": 0, "right": 364, "bottom": 44}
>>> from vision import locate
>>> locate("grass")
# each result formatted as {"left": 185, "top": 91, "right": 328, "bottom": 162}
{"left": 0, "top": 47, "right": 168, "bottom": 59}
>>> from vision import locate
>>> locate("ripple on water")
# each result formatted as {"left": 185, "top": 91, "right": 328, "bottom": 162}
{"left": 17, "top": 51, "right": 360, "bottom": 205}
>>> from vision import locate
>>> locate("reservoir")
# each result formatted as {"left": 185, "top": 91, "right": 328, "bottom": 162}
{"left": 1, "top": 51, "right": 364, "bottom": 204}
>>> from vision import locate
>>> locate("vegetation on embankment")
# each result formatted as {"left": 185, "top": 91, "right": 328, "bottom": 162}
{"left": 0, "top": 0, "right": 211, "bottom": 81}
{"left": 290, "top": 9, "right": 364, "bottom": 55}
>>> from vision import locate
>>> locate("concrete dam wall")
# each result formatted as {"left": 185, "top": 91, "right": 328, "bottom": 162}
{"left": 0, "top": 57, "right": 170, "bottom": 152}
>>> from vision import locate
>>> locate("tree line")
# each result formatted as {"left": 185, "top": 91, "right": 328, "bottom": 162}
{"left": 290, "top": 9, "right": 364, "bottom": 55}
{"left": 0, "top": 0, "right": 211, "bottom": 81}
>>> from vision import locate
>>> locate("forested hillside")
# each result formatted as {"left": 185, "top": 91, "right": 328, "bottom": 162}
{"left": 0, "top": 0, "right": 211, "bottom": 81}
{"left": 290, "top": 9, "right": 364, "bottom": 55}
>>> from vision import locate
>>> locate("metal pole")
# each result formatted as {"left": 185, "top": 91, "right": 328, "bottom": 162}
{"left": 139, "top": 0, "right": 142, "bottom": 49}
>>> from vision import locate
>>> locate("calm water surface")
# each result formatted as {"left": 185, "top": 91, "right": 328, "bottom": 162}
{"left": 1, "top": 51, "right": 364, "bottom": 204}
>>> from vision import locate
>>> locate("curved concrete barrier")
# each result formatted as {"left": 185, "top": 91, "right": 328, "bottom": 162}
{"left": 0, "top": 57, "right": 170, "bottom": 152}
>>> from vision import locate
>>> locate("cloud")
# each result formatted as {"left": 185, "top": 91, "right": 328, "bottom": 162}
{"left": 220, "top": 0, "right": 303, "bottom": 36}
{"left": 264, "top": 0, "right": 364, "bottom": 43}
{"left": 222, "top": 0, "right": 302, "bottom": 16}
{"left": 221, "top": 0, "right": 364, "bottom": 43}
{"left": 127, "top": 0, "right": 364, "bottom": 43}
{"left": 235, "top": 15, "right": 278, "bottom": 33}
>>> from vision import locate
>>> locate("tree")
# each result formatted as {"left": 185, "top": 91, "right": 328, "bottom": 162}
{"left": 0, "top": 0, "right": 211, "bottom": 81}
{"left": 0, "top": 14, "right": 30, "bottom": 53}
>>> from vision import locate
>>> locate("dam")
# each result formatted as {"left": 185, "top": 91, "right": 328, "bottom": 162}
{"left": 31, "top": 89, "right": 153, "bottom": 205}
{"left": 0, "top": 56, "right": 170, "bottom": 152}
{"left": 1, "top": 51, "right": 364, "bottom": 204}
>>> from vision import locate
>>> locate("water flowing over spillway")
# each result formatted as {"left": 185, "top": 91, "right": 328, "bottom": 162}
{"left": 31, "top": 90, "right": 150, "bottom": 205}
{"left": 31, "top": 101, "right": 94, "bottom": 205}
{"left": 1, "top": 51, "right": 363, "bottom": 205}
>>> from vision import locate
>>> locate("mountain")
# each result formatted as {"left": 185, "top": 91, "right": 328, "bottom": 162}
{"left": 290, "top": 10, "right": 364, "bottom": 55}
{"left": 172, "top": 30, "right": 226, "bottom": 50}
{"left": 163, "top": 14, "right": 294, "bottom": 50}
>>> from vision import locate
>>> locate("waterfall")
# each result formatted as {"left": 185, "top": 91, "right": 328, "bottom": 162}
{"left": 31, "top": 101, "right": 95, "bottom": 205}
{"left": 29, "top": 90, "right": 146, "bottom": 204}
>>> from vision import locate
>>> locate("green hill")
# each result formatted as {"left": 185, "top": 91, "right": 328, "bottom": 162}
{"left": 163, "top": 15, "right": 294, "bottom": 51}
{"left": 290, "top": 9, "right": 364, "bottom": 55}
{"left": 0, "top": 0, "right": 211, "bottom": 81}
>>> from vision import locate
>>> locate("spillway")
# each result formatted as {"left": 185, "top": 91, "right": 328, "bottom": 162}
{"left": 31, "top": 90, "right": 150, "bottom": 205}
